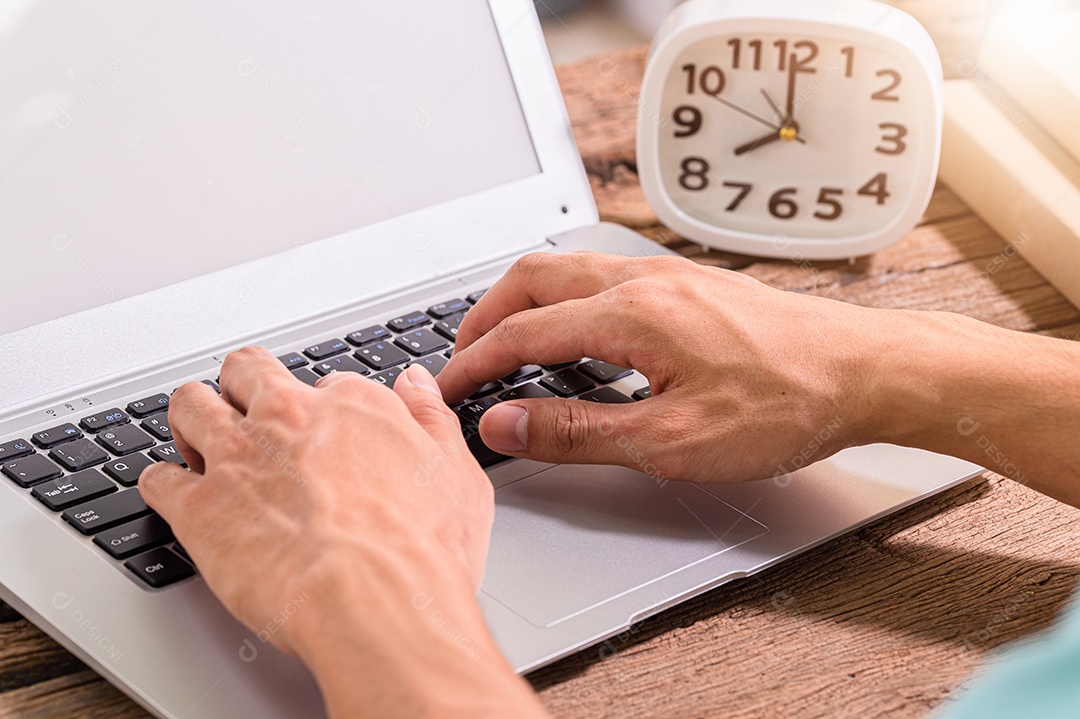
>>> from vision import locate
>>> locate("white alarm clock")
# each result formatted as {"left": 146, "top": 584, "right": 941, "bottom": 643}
{"left": 637, "top": 0, "right": 944, "bottom": 260}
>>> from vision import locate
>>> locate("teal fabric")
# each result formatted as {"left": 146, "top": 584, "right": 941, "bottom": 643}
{"left": 937, "top": 594, "right": 1080, "bottom": 718}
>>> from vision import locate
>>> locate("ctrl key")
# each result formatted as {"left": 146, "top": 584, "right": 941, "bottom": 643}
{"left": 125, "top": 547, "right": 196, "bottom": 588}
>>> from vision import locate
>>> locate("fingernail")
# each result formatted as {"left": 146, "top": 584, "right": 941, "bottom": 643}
{"left": 404, "top": 364, "right": 442, "bottom": 397}
{"left": 481, "top": 404, "right": 528, "bottom": 453}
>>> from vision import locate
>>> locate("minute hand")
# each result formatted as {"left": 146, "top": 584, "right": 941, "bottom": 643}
{"left": 785, "top": 52, "right": 798, "bottom": 120}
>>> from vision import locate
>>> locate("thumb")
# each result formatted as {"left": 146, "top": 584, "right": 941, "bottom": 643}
{"left": 394, "top": 364, "right": 463, "bottom": 447}
{"left": 479, "top": 398, "right": 644, "bottom": 466}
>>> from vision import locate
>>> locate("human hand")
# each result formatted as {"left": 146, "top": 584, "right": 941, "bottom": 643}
{"left": 438, "top": 252, "right": 880, "bottom": 484}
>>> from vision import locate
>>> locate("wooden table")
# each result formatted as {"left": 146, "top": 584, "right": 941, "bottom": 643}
{"left": 3, "top": 2, "right": 1079, "bottom": 717}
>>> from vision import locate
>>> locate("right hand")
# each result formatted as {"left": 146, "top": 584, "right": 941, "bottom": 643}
{"left": 437, "top": 251, "right": 884, "bottom": 484}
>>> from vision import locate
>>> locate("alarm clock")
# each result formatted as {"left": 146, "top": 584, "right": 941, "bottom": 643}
{"left": 636, "top": 0, "right": 944, "bottom": 260}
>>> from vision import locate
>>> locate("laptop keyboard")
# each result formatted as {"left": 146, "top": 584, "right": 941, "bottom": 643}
{"left": 1, "top": 291, "right": 646, "bottom": 589}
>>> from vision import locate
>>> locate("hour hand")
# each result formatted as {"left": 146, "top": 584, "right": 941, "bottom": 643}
{"left": 734, "top": 131, "right": 783, "bottom": 156}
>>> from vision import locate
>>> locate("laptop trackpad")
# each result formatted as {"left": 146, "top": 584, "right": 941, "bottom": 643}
{"left": 481, "top": 464, "right": 768, "bottom": 628}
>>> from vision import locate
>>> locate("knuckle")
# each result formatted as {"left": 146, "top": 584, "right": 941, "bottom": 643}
{"left": 551, "top": 401, "right": 590, "bottom": 455}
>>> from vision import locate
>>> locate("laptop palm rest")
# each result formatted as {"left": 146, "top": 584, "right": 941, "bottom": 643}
{"left": 480, "top": 464, "right": 768, "bottom": 628}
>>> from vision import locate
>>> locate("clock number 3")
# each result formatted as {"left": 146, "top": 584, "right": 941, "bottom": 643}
{"left": 876, "top": 123, "right": 908, "bottom": 155}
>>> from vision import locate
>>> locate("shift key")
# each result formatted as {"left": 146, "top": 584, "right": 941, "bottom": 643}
{"left": 31, "top": 469, "right": 117, "bottom": 511}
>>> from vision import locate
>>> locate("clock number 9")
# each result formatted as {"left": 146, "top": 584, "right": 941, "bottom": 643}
{"left": 673, "top": 106, "right": 703, "bottom": 138}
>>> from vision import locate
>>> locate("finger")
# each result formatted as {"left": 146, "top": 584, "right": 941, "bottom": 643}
{"left": 479, "top": 397, "right": 654, "bottom": 466}
{"left": 455, "top": 252, "right": 639, "bottom": 354}
{"left": 439, "top": 295, "right": 638, "bottom": 403}
{"left": 168, "top": 381, "right": 244, "bottom": 473}
{"left": 218, "top": 346, "right": 299, "bottom": 414}
{"left": 139, "top": 461, "right": 197, "bottom": 530}
{"left": 394, "top": 364, "right": 464, "bottom": 448}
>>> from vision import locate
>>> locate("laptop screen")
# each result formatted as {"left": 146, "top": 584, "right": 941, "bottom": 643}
{"left": 0, "top": 1, "right": 541, "bottom": 336}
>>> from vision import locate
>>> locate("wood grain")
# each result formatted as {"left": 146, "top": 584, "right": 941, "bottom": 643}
{"left": 3, "top": 3, "right": 1080, "bottom": 718}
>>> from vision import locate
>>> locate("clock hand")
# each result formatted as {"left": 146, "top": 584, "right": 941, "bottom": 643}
{"left": 761, "top": 89, "right": 784, "bottom": 123}
{"left": 706, "top": 93, "right": 783, "bottom": 133}
{"left": 734, "top": 131, "right": 784, "bottom": 156}
{"left": 785, "top": 52, "right": 798, "bottom": 121}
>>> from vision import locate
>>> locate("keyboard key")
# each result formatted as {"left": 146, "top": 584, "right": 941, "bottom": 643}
{"left": 127, "top": 393, "right": 170, "bottom": 418}
{"left": 141, "top": 415, "right": 173, "bottom": 442}
{"left": 346, "top": 325, "right": 390, "bottom": 346}
{"left": 387, "top": 311, "right": 430, "bottom": 333}
{"left": 32, "top": 423, "right": 82, "bottom": 449}
{"left": 409, "top": 354, "right": 448, "bottom": 377}
{"left": 149, "top": 442, "right": 186, "bottom": 466}
{"left": 469, "top": 381, "right": 504, "bottom": 400}
{"left": 201, "top": 379, "right": 221, "bottom": 394}
{"left": 103, "top": 454, "right": 155, "bottom": 487}
{"left": 501, "top": 365, "right": 543, "bottom": 385}
{"left": 466, "top": 289, "right": 488, "bottom": 304}
{"left": 94, "top": 514, "right": 175, "bottom": 559}
{"left": 303, "top": 339, "right": 350, "bottom": 361}
{"left": 3, "top": 454, "right": 63, "bottom": 488}
{"left": 31, "top": 469, "right": 116, "bottom": 511}
{"left": 467, "top": 434, "right": 509, "bottom": 468}
{"left": 50, "top": 438, "right": 110, "bottom": 472}
{"left": 313, "top": 355, "right": 370, "bottom": 377}
{"left": 541, "top": 361, "right": 580, "bottom": 372}
{"left": 632, "top": 387, "right": 652, "bottom": 401}
{"left": 277, "top": 352, "right": 308, "bottom": 370}
{"left": 455, "top": 397, "right": 500, "bottom": 429}
{"left": 173, "top": 542, "right": 192, "bottom": 563}
{"left": 0, "top": 438, "right": 33, "bottom": 462}
{"left": 578, "top": 360, "right": 633, "bottom": 384}
{"left": 498, "top": 382, "right": 556, "bottom": 402}
{"left": 427, "top": 298, "right": 469, "bottom": 318}
{"left": 291, "top": 368, "right": 321, "bottom": 387}
{"left": 581, "top": 387, "right": 634, "bottom": 404}
{"left": 79, "top": 408, "right": 129, "bottom": 433}
{"left": 355, "top": 342, "right": 410, "bottom": 371}
{"left": 432, "top": 313, "right": 466, "bottom": 341}
{"left": 96, "top": 424, "right": 155, "bottom": 456}
{"left": 125, "top": 547, "right": 196, "bottom": 588}
{"left": 62, "top": 489, "right": 152, "bottom": 535}
{"left": 539, "top": 369, "right": 595, "bottom": 398}
{"left": 394, "top": 329, "right": 449, "bottom": 357}
{"left": 369, "top": 367, "right": 403, "bottom": 389}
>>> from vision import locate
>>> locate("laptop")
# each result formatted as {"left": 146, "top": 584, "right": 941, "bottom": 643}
{"left": 0, "top": 1, "right": 982, "bottom": 716}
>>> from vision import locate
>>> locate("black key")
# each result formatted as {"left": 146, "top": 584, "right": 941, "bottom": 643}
{"left": 498, "top": 382, "right": 556, "bottom": 402}
{"left": 578, "top": 360, "right": 634, "bottom": 384}
{"left": 369, "top": 367, "right": 402, "bottom": 389}
{"left": 291, "top": 368, "right": 321, "bottom": 387}
{"left": 79, "top": 408, "right": 129, "bottom": 433}
{"left": 97, "top": 424, "right": 155, "bottom": 456}
{"left": 469, "top": 381, "right": 504, "bottom": 400}
{"left": 432, "top": 313, "right": 466, "bottom": 341}
{"left": 127, "top": 393, "right": 170, "bottom": 418}
{"left": 141, "top": 414, "right": 173, "bottom": 442}
{"left": 467, "top": 434, "right": 509, "bottom": 468}
{"left": 94, "top": 514, "right": 175, "bottom": 559}
{"left": 632, "top": 386, "right": 652, "bottom": 401}
{"left": 0, "top": 438, "right": 33, "bottom": 461}
{"left": 455, "top": 397, "right": 500, "bottom": 428}
{"left": 173, "top": 542, "right": 192, "bottom": 563}
{"left": 50, "top": 438, "right": 110, "bottom": 472}
{"left": 125, "top": 547, "right": 196, "bottom": 588}
{"left": 466, "top": 289, "right": 488, "bottom": 304}
{"left": 303, "top": 339, "right": 350, "bottom": 361}
{"left": 427, "top": 298, "right": 469, "bottom": 319}
{"left": 387, "top": 311, "right": 430, "bottom": 333}
{"left": 581, "top": 387, "right": 634, "bottom": 404}
{"left": 409, "top": 354, "right": 448, "bottom": 377}
{"left": 31, "top": 469, "right": 116, "bottom": 511}
{"left": 501, "top": 365, "right": 543, "bottom": 385}
{"left": 32, "top": 423, "right": 82, "bottom": 449}
{"left": 277, "top": 352, "right": 308, "bottom": 370}
{"left": 346, "top": 325, "right": 390, "bottom": 347}
{"left": 103, "top": 454, "right": 155, "bottom": 487}
{"left": 149, "top": 442, "right": 186, "bottom": 466}
{"left": 355, "top": 342, "right": 410, "bottom": 371}
{"left": 541, "top": 360, "right": 580, "bottom": 372}
{"left": 539, "top": 369, "right": 595, "bottom": 398}
{"left": 62, "top": 489, "right": 152, "bottom": 535}
{"left": 313, "top": 355, "right": 370, "bottom": 377}
{"left": 201, "top": 379, "right": 221, "bottom": 394}
{"left": 3, "top": 454, "right": 63, "bottom": 488}
{"left": 394, "top": 329, "right": 449, "bottom": 357}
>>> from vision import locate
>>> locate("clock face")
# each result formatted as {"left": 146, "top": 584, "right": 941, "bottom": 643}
{"left": 657, "top": 32, "right": 924, "bottom": 242}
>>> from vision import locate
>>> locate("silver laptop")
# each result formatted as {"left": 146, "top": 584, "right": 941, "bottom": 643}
{"left": 0, "top": 1, "right": 981, "bottom": 716}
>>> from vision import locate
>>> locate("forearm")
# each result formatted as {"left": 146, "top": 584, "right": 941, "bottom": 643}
{"left": 859, "top": 309, "right": 1080, "bottom": 507}
{"left": 289, "top": 543, "right": 548, "bottom": 719}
